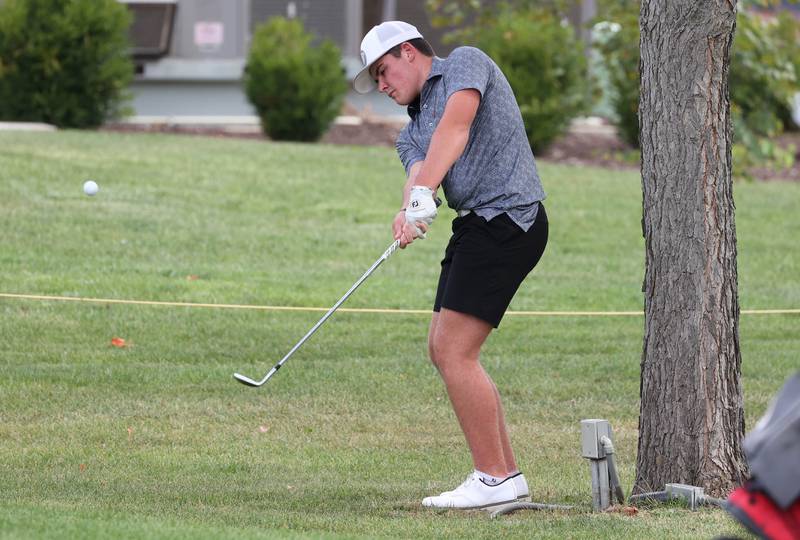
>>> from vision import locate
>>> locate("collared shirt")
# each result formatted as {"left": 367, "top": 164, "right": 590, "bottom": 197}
{"left": 396, "top": 46, "right": 546, "bottom": 231}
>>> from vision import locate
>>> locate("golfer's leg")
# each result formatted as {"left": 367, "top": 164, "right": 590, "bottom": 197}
{"left": 429, "top": 308, "right": 509, "bottom": 477}
{"left": 491, "top": 380, "right": 518, "bottom": 474}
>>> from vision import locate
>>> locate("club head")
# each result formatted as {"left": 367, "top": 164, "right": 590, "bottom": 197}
{"left": 233, "top": 372, "right": 262, "bottom": 387}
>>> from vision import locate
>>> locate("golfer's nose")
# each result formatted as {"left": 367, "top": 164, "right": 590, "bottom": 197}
{"left": 378, "top": 77, "right": 389, "bottom": 94}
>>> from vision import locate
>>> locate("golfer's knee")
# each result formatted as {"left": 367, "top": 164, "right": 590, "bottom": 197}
{"left": 428, "top": 331, "right": 447, "bottom": 366}
{"left": 427, "top": 336, "right": 442, "bottom": 370}
{"left": 428, "top": 336, "right": 467, "bottom": 373}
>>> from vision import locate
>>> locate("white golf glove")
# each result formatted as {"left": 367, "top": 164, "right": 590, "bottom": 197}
{"left": 405, "top": 186, "right": 438, "bottom": 239}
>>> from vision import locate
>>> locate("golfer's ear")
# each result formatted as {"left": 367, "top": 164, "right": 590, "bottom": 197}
{"left": 401, "top": 42, "right": 415, "bottom": 61}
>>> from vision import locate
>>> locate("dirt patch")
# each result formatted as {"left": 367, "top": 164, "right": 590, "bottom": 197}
{"left": 537, "top": 129, "right": 638, "bottom": 171}
{"left": 103, "top": 118, "right": 404, "bottom": 148}
{"left": 323, "top": 116, "right": 640, "bottom": 171}
{"left": 102, "top": 119, "right": 800, "bottom": 181}
{"left": 321, "top": 119, "right": 404, "bottom": 148}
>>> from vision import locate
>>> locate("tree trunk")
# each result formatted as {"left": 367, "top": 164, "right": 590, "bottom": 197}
{"left": 636, "top": 0, "right": 748, "bottom": 498}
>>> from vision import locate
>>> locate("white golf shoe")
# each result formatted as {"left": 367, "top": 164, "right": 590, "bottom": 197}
{"left": 511, "top": 472, "right": 531, "bottom": 501}
{"left": 422, "top": 472, "right": 530, "bottom": 511}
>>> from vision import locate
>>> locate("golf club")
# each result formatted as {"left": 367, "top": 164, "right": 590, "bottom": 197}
{"left": 233, "top": 239, "right": 401, "bottom": 387}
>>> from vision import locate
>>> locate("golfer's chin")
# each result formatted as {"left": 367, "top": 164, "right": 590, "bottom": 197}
{"left": 386, "top": 92, "right": 411, "bottom": 106}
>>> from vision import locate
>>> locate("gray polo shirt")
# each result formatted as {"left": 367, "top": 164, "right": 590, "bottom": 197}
{"left": 396, "top": 46, "right": 546, "bottom": 231}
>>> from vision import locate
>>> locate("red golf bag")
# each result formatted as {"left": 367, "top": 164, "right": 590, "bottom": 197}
{"left": 725, "top": 372, "right": 800, "bottom": 540}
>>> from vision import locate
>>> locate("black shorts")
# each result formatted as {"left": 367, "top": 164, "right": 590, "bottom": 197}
{"left": 433, "top": 204, "right": 548, "bottom": 328}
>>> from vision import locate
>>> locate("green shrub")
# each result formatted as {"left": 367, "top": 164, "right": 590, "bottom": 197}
{"left": 0, "top": 0, "right": 133, "bottom": 128}
{"left": 595, "top": 1, "right": 799, "bottom": 177}
{"left": 466, "top": 9, "right": 588, "bottom": 151}
{"left": 593, "top": 14, "right": 640, "bottom": 148}
{"left": 244, "top": 17, "right": 347, "bottom": 142}
{"left": 730, "top": 9, "right": 799, "bottom": 175}
{"left": 768, "top": 11, "right": 800, "bottom": 131}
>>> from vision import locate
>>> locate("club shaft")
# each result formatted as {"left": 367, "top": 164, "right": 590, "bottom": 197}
{"left": 239, "top": 239, "right": 401, "bottom": 387}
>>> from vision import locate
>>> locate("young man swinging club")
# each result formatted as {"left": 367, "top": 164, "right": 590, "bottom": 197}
{"left": 354, "top": 21, "right": 548, "bottom": 511}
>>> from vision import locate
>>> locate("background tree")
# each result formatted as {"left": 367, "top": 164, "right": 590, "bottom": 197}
{"left": 636, "top": 0, "right": 748, "bottom": 497}
{"left": 426, "top": 0, "right": 589, "bottom": 151}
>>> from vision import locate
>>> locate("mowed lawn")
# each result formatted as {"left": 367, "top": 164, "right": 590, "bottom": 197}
{"left": 1, "top": 130, "right": 798, "bottom": 539}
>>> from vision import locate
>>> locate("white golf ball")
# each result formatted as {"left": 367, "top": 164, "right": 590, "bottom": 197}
{"left": 83, "top": 180, "right": 99, "bottom": 196}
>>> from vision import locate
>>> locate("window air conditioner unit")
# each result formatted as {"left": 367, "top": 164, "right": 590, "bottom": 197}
{"left": 119, "top": 0, "right": 177, "bottom": 58}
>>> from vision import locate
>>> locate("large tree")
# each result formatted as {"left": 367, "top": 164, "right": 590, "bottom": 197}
{"left": 636, "top": 0, "right": 748, "bottom": 497}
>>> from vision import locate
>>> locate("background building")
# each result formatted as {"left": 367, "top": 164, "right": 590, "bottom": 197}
{"left": 124, "top": 0, "right": 598, "bottom": 123}
{"left": 124, "top": 0, "right": 466, "bottom": 122}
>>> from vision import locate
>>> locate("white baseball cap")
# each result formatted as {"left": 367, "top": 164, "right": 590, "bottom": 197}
{"left": 353, "top": 21, "right": 424, "bottom": 94}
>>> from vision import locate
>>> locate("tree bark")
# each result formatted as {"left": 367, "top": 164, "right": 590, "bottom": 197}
{"left": 636, "top": 0, "right": 748, "bottom": 497}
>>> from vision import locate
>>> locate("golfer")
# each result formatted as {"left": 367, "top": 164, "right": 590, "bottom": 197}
{"left": 354, "top": 21, "right": 548, "bottom": 511}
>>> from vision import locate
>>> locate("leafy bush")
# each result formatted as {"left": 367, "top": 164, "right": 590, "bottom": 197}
{"left": 244, "top": 17, "right": 347, "bottom": 142}
{"left": 768, "top": 11, "right": 800, "bottom": 131}
{"left": 730, "top": 9, "right": 799, "bottom": 175}
{"left": 459, "top": 9, "right": 588, "bottom": 151}
{"left": 595, "top": 0, "right": 800, "bottom": 177}
{"left": 0, "top": 0, "right": 133, "bottom": 128}
{"left": 426, "top": 3, "right": 588, "bottom": 151}
{"left": 592, "top": 14, "right": 640, "bottom": 148}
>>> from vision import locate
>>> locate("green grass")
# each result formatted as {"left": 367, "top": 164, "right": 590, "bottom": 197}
{"left": 1, "top": 130, "right": 798, "bottom": 539}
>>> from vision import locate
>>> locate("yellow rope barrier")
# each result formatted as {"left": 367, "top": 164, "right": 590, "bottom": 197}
{"left": 1, "top": 292, "right": 798, "bottom": 316}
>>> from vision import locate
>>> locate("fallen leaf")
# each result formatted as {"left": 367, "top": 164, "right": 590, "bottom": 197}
{"left": 186, "top": 275, "right": 200, "bottom": 281}
{"left": 79, "top": 463, "right": 86, "bottom": 473}
{"left": 111, "top": 337, "right": 127, "bottom": 348}
{"left": 605, "top": 505, "right": 639, "bottom": 516}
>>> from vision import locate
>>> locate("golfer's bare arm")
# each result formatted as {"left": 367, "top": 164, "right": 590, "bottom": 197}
{"left": 394, "top": 89, "right": 480, "bottom": 246}
{"left": 393, "top": 163, "right": 424, "bottom": 246}
{"left": 395, "top": 161, "right": 420, "bottom": 209}
{"left": 413, "top": 88, "right": 481, "bottom": 191}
